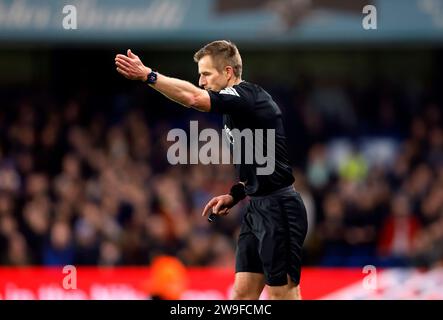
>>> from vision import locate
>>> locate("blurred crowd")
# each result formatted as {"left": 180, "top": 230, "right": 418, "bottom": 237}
{"left": 0, "top": 94, "right": 240, "bottom": 268}
{"left": 0, "top": 75, "right": 442, "bottom": 269}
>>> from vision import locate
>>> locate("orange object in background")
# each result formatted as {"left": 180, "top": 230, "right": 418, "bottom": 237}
{"left": 143, "top": 256, "right": 189, "bottom": 300}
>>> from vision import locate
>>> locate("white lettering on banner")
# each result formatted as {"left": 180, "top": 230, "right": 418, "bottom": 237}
{"left": 0, "top": 0, "right": 50, "bottom": 28}
{"left": 75, "top": 0, "right": 186, "bottom": 29}
{"left": 0, "top": 0, "right": 187, "bottom": 30}
{"left": 323, "top": 268, "right": 443, "bottom": 299}
{"left": 89, "top": 284, "right": 146, "bottom": 300}
{"left": 180, "top": 290, "right": 225, "bottom": 300}
{"left": 38, "top": 285, "right": 87, "bottom": 300}
{"left": 4, "top": 284, "right": 36, "bottom": 300}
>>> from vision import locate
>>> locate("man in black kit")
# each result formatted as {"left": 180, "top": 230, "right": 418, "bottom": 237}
{"left": 115, "top": 40, "right": 308, "bottom": 300}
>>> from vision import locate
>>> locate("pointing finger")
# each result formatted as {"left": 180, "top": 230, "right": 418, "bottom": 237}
{"left": 202, "top": 198, "right": 217, "bottom": 217}
{"left": 213, "top": 200, "right": 224, "bottom": 214}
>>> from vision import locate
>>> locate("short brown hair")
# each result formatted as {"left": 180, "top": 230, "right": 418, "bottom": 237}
{"left": 194, "top": 40, "right": 242, "bottom": 78}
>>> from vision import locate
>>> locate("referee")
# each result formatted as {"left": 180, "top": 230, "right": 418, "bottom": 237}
{"left": 115, "top": 40, "right": 308, "bottom": 300}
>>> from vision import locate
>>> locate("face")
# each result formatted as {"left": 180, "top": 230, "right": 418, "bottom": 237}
{"left": 198, "top": 55, "right": 231, "bottom": 91}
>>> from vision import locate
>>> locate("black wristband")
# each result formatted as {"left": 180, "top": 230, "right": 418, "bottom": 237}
{"left": 229, "top": 182, "right": 246, "bottom": 205}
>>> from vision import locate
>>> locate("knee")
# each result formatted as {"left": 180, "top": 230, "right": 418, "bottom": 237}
{"left": 268, "top": 285, "right": 301, "bottom": 300}
{"left": 231, "top": 286, "right": 260, "bottom": 300}
{"left": 268, "top": 289, "right": 288, "bottom": 300}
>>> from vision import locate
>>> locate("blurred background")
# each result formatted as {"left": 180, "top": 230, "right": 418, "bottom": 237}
{"left": 0, "top": 0, "right": 443, "bottom": 299}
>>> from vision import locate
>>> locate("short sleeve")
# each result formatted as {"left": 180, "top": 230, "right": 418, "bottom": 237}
{"left": 208, "top": 86, "right": 254, "bottom": 114}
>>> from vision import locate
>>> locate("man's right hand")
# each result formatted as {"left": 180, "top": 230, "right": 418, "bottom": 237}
{"left": 202, "top": 194, "right": 235, "bottom": 218}
{"left": 115, "top": 49, "right": 151, "bottom": 82}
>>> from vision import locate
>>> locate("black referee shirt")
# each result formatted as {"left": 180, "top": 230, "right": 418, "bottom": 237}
{"left": 208, "top": 81, "right": 294, "bottom": 196}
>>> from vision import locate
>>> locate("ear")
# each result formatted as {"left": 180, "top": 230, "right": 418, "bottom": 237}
{"left": 224, "top": 66, "right": 234, "bottom": 80}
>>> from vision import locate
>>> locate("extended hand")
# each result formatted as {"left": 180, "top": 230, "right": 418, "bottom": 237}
{"left": 115, "top": 49, "right": 151, "bottom": 81}
{"left": 202, "top": 194, "right": 235, "bottom": 218}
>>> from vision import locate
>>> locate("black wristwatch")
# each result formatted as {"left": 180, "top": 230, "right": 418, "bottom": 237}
{"left": 146, "top": 70, "right": 158, "bottom": 84}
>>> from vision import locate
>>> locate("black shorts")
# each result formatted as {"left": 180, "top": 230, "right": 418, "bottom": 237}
{"left": 235, "top": 186, "right": 308, "bottom": 286}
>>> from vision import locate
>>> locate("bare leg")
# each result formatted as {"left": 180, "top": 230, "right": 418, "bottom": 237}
{"left": 267, "top": 275, "right": 302, "bottom": 300}
{"left": 231, "top": 272, "right": 266, "bottom": 300}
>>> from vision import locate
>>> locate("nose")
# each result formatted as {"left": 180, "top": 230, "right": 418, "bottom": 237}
{"left": 199, "top": 75, "right": 207, "bottom": 88}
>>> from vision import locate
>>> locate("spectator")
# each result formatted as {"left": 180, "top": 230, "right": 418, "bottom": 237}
{"left": 378, "top": 193, "right": 421, "bottom": 266}
{"left": 43, "top": 221, "right": 75, "bottom": 266}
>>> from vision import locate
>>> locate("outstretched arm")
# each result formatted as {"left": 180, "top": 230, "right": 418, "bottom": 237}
{"left": 115, "top": 49, "right": 211, "bottom": 112}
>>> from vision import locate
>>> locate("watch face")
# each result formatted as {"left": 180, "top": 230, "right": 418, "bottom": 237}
{"left": 148, "top": 72, "right": 157, "bottom": 84}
